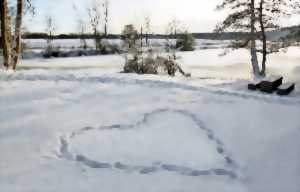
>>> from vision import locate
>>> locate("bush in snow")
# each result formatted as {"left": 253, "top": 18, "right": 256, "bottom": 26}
{"left": 123, "top": 49, "right": 158, "bottom": 74}
{"left": 123, "top": 49, "right": 190, "bottom": 77}
{"left": 121, "top": 24, "right": 190, "bottom": 77}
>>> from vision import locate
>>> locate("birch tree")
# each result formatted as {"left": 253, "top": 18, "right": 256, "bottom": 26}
{"left": 1, "top": 0, "right": 12, "bottom": 69}
{"left": 1, "top": 0, "right": 33, "bottom": 70}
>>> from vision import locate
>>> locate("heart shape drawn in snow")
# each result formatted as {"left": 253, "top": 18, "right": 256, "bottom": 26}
{"left": 57, "top": 108, "right": 237, "bottom": 179}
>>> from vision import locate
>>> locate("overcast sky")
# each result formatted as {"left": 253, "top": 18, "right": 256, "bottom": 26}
{"left": 24, "top": 0, "right": 300, "bottom": 34}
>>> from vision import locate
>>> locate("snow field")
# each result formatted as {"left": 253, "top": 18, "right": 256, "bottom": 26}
{"left": 0, "top": 46, "right": 300, "bottom": 192}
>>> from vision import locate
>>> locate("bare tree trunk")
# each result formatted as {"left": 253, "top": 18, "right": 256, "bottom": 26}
{"left": 103, "top": 0, "right": 108, "bottom": 37}
{"left": 94, "top": 28, "right": 98, "bottom": 51}
{"left": 104, "top": 24, "right": 107, "bottom": 37}
{"left": 250, "top": 0, "right": 260, "bottom": 77}
{"left": 12, "top": 0, "right": 24, "bottom": 70}
{"left": 1, "top": 0, "right": 12, "bottom": 69}
{"left": 104, "top": 11, "right": 108, "bottom": 37}
{"left": 259, "top": 0, "right": 267, "bottom": 76}
{"left": 140, "top": 26, "right": 143, "bottom": 47}
{"left": 146, "top": 32, "right": 149, "bottom": 47}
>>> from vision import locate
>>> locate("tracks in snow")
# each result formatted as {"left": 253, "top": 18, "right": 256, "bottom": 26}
{"left": 56, "top": 108, "right": 238, "bottom": 179}
{"left": 1, "top": 73, "right": 299, "bottom": 105}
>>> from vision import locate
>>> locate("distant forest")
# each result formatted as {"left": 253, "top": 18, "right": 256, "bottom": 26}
{"left": 22, "top": 26, "right": 299, "bottom": 41}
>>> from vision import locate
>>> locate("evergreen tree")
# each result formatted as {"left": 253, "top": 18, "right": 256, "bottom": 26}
{"left": 216, "top": 0, "right": 294, "bottom": 77}
{"left": 215, "top": 0, "right": 260, "bottom": 76}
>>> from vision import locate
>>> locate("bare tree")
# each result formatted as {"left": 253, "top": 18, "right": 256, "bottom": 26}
{"left": 73, "top": 3, "right": 87, "bottom": 49}
{"left": 88, "top": 0, "right": 102, "bottom": 51}
{"left": 78, "top": 19, "right": 88, "bottom": 50}
{"left": 138, "top": 16, "right": 151, "bottom": 48}
{"left": 144, "top": 16, "right": 151, "bottom": 47}
{"left": 169, "top": 18, "right": 180, "bottom": 38}
{"left": 44, "top": 15, "right": 57, "bottom": 55}
{"left": 165, "top": 19, "right": 182, "bottom": 60}
{"left": 140, "top": 25, "right": 143, "bottom": 47}
{"left": 102, "top": 0, "right": 109, "bottom": 37}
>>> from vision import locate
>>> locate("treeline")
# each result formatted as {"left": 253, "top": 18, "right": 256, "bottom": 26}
{"left": 22, "top": 26, "right": 299, "bottom": 40}
{"left": 22, "top": 33, "right": 121, "bottom": 39}
{"left": 22, "top": 32, "right": 248, "bottom": 40}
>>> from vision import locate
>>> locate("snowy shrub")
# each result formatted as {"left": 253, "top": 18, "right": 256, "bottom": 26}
{"left": 123, "top": 49, "right": 189, "bottom": 77}
{"left": 121, "top": 24, "right": 190, "bottom": 77}
{"left": 123, "top": 49, "right": 158, "bottom": 75}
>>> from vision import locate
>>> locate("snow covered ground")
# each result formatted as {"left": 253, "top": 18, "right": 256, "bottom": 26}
{"left": 0, "top": 47, "right": 300, "bottom": 192}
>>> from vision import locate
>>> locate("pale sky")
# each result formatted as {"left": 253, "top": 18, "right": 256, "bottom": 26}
{"left": 24, "top": 0, "right": 300, "bottom": 34}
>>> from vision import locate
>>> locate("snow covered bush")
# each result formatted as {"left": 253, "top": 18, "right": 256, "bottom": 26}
{"left": 123, "top": 49, "right": 190, "bottom": 76}
{"left": 121, "top": 24, "right": 190, "bottom": 76}
{"left": 123, "top": 49, "right": 159, "bottom": 75}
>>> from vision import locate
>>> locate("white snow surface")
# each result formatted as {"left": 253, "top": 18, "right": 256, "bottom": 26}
{"left": 0, "top": 47, "right": 300, "bottom": 192}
